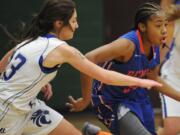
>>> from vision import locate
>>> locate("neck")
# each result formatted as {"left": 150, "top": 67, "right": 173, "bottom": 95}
{"left": 141, "top": 33, "right": 152, "bottom": 56}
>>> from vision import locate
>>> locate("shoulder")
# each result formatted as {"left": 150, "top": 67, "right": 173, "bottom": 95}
{"left": 55, "top": 43, "right": 80, "bottom": 59}
{"left": 120, "top": 30, "right": 138, "bottom": 45}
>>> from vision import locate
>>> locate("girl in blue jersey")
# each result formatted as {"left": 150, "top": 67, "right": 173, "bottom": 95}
{"left": 67, "top": 2, "right": 180, "bottom": 135}
{"left": 0, "top": 0, "right": 162, "bottom": 135}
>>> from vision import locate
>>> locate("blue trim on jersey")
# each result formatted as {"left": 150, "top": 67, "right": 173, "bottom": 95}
{"left": 42, "top": 34, "right": 56, "bottom": 39}
{"left": 39, "top": 56, "right": 58, "bottom": 74}
{"left": 39, "top": 34, "right": 59, "bottom": 74}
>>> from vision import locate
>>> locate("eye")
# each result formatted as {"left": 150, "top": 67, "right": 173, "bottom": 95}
{"left": 155, "top": 24, "right": 161, "bottom": 27}
{"left": 72, "top": 19, "right": 77, "bottom": 24}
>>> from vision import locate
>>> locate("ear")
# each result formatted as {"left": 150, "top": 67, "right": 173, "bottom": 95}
{"left": 54, "top": 20, "right": 63, "bottom": 29}
{"left": 138, "top": 23, "right": 146, "bottom": 32}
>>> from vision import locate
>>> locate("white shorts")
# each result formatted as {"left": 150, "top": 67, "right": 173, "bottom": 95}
{"left": 160, "top": 74, "right": 180, "bottom": 118}
{"left": 0, "top": 99, "right": 63, "bottom": 135}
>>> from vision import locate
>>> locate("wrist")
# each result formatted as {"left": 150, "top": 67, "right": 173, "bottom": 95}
{"left": 82, "top": 97, "right": 91, "bottom": 106}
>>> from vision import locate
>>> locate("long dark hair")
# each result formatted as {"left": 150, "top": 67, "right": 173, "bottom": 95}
{"left": 134, "top": 2, "right": 163, "bottom": 29}
{"left": 23, "top": 0, "right": 75, "bottom": 42}
{"left": 1, "top": 0, "right": 76, "bottom": 46}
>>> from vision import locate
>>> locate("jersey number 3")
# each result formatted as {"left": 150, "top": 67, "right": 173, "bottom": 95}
{"left": 3, "top": 53, "right": 26, "bottom": 81}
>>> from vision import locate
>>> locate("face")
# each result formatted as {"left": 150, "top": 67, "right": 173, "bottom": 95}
{"left": 143, "top": 12, "right": 168, "bottom": 46}
{"left": 56, "top": 9, "right": 79, "bottom": 40}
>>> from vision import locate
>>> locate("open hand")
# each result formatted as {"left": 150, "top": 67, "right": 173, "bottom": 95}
{"left": 140, "top": 79, "right": 162, "bottom": 89}
{"left": 66, "top": 96, "right": 89, "bottom": 112}
{"left": 41, "top": 83, "right": 53, "bottom": 100}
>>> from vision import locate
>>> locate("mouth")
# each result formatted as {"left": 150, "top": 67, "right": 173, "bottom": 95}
{"left": 160, "top": 36, "right": 167, "bottom": 44}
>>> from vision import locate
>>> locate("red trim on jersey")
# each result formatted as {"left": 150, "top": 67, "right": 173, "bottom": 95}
{"left": 136, "top": 30, "right": 156, "bottom": 58}
{"left": 136, "top": 30, "right": 145, "bottom": 54}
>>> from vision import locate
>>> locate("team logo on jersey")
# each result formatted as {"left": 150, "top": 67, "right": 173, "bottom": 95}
{"left": 31, "top": 109, "right": 52, "bottom": 127}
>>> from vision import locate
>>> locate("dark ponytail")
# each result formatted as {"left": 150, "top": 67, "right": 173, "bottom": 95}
{"left": 22, "top": 0, "right": 76, "bottom": 43}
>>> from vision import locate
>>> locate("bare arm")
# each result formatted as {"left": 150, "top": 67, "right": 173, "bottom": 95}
{"left": 80, "top": 38, "right": 135, "bottom": 105}
{"left": 44, "top": 42, "right": 161, "bottom": 86}
{"left": 78, "top": 38, "right": 135, "bottom": 107}
{"left": 56, "top": 41, "right": 161, "bottom": 111}
{"left": 58, "top": 44, "right": 147, "bottom": 86}
{"left": 0, "top": 48, "right": 14, "bottom": 73}
{"left": 147, "top": 67, "right": 180, "bottom": 101}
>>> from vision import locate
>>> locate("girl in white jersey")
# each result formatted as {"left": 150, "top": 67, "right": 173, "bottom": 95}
{"left": 0, "top": 0, "right": 163, "bottom": 135}
{"left": 159, "top": 0, "right": 180, "bottom": 135}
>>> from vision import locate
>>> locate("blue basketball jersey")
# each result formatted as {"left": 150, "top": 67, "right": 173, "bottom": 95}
{"left": 92, "top": 30, "right": 160, "bottom": 135}
{"left": 92, "top": 30, "right": 160, "bottom": 106}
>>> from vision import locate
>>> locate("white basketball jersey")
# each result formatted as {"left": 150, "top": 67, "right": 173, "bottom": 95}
{"left": 0, "top": 36, "right": 66, "bottom": 113}
{"left": 161, "top": 19, "right": 180, "bottom": 84}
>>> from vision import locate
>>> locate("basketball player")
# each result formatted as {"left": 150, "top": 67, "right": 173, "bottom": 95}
{"left": 67, "top": 2, "right": 180, "bottom": 135}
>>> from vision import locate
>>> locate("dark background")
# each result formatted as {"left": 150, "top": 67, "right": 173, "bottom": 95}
{"left": 0, "top": 0, "right": 160, "bottom": 110}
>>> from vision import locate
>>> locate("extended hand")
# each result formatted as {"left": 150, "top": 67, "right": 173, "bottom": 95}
{"left": 66, "top": 96, "right": 89, "bottom": 112}
{"left": 140, "top": 79, "right": 162, "bottom": 89}
{"left": 41, "top": 83, "right": 53, "bottom": 100}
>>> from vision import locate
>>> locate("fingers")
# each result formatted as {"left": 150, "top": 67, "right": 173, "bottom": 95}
{"left": 149, "top": 80, "right": 162, "bottom": 87}
{"left": 42, "top": 84, "right": 53, "bottom": 100}
{"left": 65, "top": 102, "right": 75, "bottom": 112}
{"left": 145, "top": 80, "right": 162, "bottom": 90}
{"left": 154, "top": 81, "right": 163, "bottom": 87}
{"left": 68, "top": 95, "right": 76, "bottom": 103}
{"left": 46, "top": 84, "right": 53, "bottom": 100}
{"left": 66, "top": 96, "right": 76, "bottom": 112}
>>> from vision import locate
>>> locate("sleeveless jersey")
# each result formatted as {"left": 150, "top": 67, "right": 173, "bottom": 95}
{"left": 0, "top": 35, "right": 65, "bottom": 113}
{"left": 92, "top": 30, "right": 160, "bottom": 120}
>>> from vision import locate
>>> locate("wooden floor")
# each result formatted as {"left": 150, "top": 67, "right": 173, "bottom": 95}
{"left": 62, "top": 109, "right": 163, "bottom": 132}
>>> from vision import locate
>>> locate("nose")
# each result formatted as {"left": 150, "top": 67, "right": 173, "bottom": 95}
{"left": 161, "top": 25, "right": 167, "bottom": 35}
{"left": 76, "top": 22, "right": 79, "bottom": 29}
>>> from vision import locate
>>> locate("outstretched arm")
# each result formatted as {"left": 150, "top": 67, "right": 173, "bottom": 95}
{"left": 43, "top": 42, "right": 162, "bottom": 111}
{"left": 61, "top": 39, "right": 162, "bottom": 111}
{"left": 60, "top": 44, "right": 160, "bottom": 87}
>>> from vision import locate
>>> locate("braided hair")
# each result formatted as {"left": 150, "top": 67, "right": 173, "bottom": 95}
{"left": 134, "top": 2, "right": 164, "bottom": 29}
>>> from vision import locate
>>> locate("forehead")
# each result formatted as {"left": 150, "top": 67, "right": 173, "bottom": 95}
{"left": 148, "top": 11, "right": 167, "bottom": 23}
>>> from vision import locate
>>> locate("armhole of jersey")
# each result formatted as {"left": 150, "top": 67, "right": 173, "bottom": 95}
{"left": 39, "top": 55, "right": 59, "bottom": 74}
{"left": 120, "top": 31, "right": 140, "bottom": 56}
{"left": 39, "top": 37, "right": 65, "bottom": 74}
